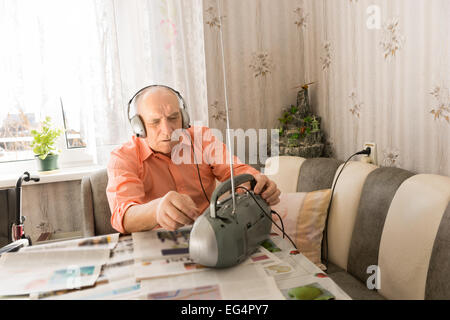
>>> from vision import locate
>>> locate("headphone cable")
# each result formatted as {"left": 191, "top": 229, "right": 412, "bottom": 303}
{"left": 185, "top": 129, "right": 210, "bottom": 204}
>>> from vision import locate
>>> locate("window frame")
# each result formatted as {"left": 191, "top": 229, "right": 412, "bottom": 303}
{"left": 0, "top": 110, "right": 95, "bottom": 176}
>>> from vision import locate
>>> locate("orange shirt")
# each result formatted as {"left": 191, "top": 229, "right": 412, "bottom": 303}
{"left": 106, "top": 126, "right": 260, "bottom": 233}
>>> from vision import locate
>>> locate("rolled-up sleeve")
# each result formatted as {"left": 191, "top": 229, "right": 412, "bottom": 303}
{"left": 106, "top": 148, "right": 146, "bottom": 234}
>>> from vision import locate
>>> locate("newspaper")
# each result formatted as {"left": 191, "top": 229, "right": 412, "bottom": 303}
{"left": 40, "top": 278, "right": 143, "bottom": 300}
{"left": 29, "top": 235, "right": 135, "bottom": 299}
{"left": 20, "top": 234, "right": 120, "bottom": 252}
{"left": 134, "top": 256, "right": 207, "bottom": 281}
{"left": 132, "top": 227, "right": 191, "bottom": 260}
{"left": 0, "top": 243, "right": 111, "bottom": 296}
{"left": 0, "top": 264, "right": 102, "bottom": 296}
{"left": 242, "top": 246, "right": 282, "bottom": 267}
{"left": 0, "top": 248, "right": 110, "bottom": 271}
{"left": 107, "top": 235, "right": 133, "bottom": 264}
{"left": 276, "top": 274, "right": 352, "bottom": 300}
{"left": 36, "top": 256, "right": 284, "bottom": 300}
{"left": 140, "top": 263, "right": 285, "bottom": 300}
{"left": 132, "top": 225, "right": 282, "bottom": 280}
{"left": 262, "top": 233, "right": 352, "bottom": 300}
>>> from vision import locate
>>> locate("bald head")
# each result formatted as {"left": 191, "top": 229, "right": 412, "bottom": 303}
{"left": 135, "top": 86, "right": 183, "bottom": 155}
{"left": 135, "top": 86, "right": 180, "bottom": 114}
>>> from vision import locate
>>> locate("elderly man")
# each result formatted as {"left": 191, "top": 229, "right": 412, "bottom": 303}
{"left": 106, "top": 85, "right": 280, "bottom": 233}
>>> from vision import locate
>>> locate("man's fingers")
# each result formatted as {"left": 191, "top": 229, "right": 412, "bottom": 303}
{"left": 253, "top": 175, "right": 268, "bottom": 194}
{"left": 160, "top": 212, "right": 183, "bottom": 231}
{"left": 268, "top": 197, "right": 281, "bottom": 206}
{"left": 266, "top": 189, "right": 281, "bottom": 205}
{"left": 165, "top": 202, "right": 194, "bottom": 226}
{"left": 261, "top": 181, "right": 277, "bottom": 200}
{"left": 171, "top": 194, "right": 200, "bottom": 219}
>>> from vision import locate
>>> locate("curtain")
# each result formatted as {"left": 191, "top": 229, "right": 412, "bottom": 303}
{"left": 0, "top": 0, "right": 208, "bottom": 166}
{"left": 112, "top": 0, "right": 209, "bottom": 130}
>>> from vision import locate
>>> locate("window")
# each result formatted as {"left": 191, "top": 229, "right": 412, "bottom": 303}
{"left": 61, "top": 98, "right": 87, "bottom": 150}
{"left": 0, "top": 109, "right": 36, "bottom": 162}
{"left": 0, "top": 0, "right": 112, "bottom": 170}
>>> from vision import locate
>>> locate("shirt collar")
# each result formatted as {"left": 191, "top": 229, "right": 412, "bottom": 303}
{"left": 135, "top": 127, "right": 193, "bottom": 163}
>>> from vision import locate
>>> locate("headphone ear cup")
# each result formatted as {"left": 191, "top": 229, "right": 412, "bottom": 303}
{"left": 130, "top": 115, "right": 147, "bottom": 138}
{"left": 180, "top": 108, "right": 190, "bottom": 129}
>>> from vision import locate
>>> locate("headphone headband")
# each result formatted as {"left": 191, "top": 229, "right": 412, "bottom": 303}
{"left": 127, "top": 84, "right": 190, "bottom": 138}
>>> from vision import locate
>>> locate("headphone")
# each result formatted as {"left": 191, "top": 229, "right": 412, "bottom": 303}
{"left": 127, "top": 84, "right": 191, "bottom": 138}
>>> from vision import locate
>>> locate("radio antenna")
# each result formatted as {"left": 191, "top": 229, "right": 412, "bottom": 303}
{"left": 216, "top": 0, "right": 236, "bottom": 214}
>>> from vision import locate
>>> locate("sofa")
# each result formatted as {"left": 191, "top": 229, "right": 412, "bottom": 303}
{"left": 263, "top": 156, "right": 450, "bottom": 300}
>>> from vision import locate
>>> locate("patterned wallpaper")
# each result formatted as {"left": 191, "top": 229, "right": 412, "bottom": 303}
{"left": 202, "top": 0, "right": 449, "bottom": 177}
{"left": 202, "top": 0, "right": 307, "bottom": 167}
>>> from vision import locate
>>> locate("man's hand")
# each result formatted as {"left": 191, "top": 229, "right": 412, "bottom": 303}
{"left": 253, "top": 174, "right": 281, "bottom": 206}
{"left": 156, "top": 191, "right": 200, "bottom": 231}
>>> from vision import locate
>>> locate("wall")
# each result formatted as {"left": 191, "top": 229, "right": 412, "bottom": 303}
{"left": 203, "top": 0, "right": 307, "bottom": 167}
{"left": 203, "top": 0, "right": 449, "bottom": 176}
{"left": 302, "top": 0, "right": 449, "bottom": 176}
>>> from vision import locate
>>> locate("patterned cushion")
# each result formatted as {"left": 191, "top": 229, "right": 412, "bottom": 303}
{"left": 270, "top": 189, "right": 332, "bottom": 270}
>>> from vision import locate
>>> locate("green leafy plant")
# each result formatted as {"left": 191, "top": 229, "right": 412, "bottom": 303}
{"left": 290, "top": 105, "right": 298, "bottom": 114}
{"left": 278, "top": 105, "right": 321, "bottom": 140}
{"left": 30, "top": 116, "right": 64, "bottom": 160}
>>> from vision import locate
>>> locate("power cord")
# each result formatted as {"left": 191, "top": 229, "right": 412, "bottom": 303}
{"left": 322, "top": 147, "right": 371, "bottom": 269}
{"left": 235, "top": 186, "right": 298, "bottom": 250}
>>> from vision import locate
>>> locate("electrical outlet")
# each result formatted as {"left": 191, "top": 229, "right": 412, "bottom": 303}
{"left": 362, "top": 142, "right": 377, "bottom": 165}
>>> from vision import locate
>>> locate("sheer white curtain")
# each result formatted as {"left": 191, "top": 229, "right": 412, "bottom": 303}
{"left": 112, "top": 0, "right": 209, "bottom": 130}
{"left": 0, "top": 0, "right": 208, "bottom": 167}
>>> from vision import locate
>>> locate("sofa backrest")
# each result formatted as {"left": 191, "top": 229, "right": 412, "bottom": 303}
{"left": 264, "top": 156, "right": 450, "bottom": 300}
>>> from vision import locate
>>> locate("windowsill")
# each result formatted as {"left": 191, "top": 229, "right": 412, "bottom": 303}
{"left": 0, "top": 164, "right": 105, "bottom": 189}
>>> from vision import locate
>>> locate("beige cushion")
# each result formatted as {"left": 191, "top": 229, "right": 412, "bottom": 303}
{"left": 264, "top": 156, "right": 306, "bottom": 193}
{"left": 378, "top": 174, "right": 450, "bottom": 300}
{"left": 271, "top": 189, "right": 332, "bottom": 270}
{"left": 327, "top": 161, "right": 378, "bottom": 270}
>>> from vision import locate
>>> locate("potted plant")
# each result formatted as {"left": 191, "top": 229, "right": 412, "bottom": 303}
{"left": 30, "top": 116, "right": 64, "bottom": 172}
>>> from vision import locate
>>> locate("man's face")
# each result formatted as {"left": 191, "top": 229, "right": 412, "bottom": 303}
{"left": 137, "top": 88, "right": 183, "bottom": 155}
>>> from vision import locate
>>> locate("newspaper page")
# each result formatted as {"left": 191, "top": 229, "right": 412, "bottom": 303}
{"left": 276, "top": 274, "right": 352, "bottom": 300}
{"left": 134, "top": 256, "right": 207, "bottom": 281}
{"left": 0, "top": 248, "right": 110, "bottom": 271}
{"left": 132, "top": 226, "right": 282, "bottom": 280}
{"left": 0, "top": 264, "right": 103, "bottom": 296}
{"left": 266, "top": 233, "right": 352, "bottom": 300}
{"left": 29, "top": 236, "right": 135, "bottom": 299}
{"left": 140, "top": 263, "right": 285, "bottom": 300}
{"left": 20, "top": 234, "right": 120, "bottom": 252}
{"left": 132, "top": 227, "right": 191, "bottom": 260}
{"left": 243, "top": 245, "right": 282, "bottom": 268}
{"left": 133, "top": 227, "right": 208, "bottom": 280}
{"left": 134, "top": 244, "right": 282, "bottom": 281}
{"left": 0, "top": 248, "right": 110, "bottom": 296}
{"left": 40, "top": 277, "right": 143, "bottom": 300}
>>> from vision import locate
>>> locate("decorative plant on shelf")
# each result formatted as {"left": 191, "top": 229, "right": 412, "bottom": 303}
{"left": 30, "top": 116, "right": 64, "bottom": 171}
{"left": 273, "top": 82, "right": 329, "bottom": 158}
